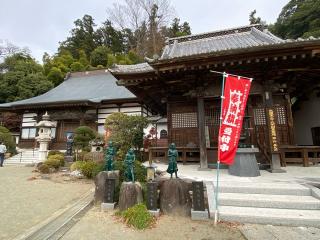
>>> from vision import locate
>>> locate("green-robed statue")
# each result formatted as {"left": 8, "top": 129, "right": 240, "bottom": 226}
{"left": 167, "top": 143, "right": 178, "bottom": 178}
{"left": 104, "top": 141, "right": 115, "bottom": 171}
{"left": 124, "top": 148, "right": 135, "bottom": 182}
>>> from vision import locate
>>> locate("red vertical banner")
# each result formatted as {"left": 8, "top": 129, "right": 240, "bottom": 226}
{"left": 218, "top": 74, "right": 252, "bottom": 165}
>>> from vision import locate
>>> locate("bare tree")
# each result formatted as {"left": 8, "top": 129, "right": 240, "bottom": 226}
{"left": 107, "top": 0, "right": 174, "bottom": 31}
{"left": 0, "top": 39, "right": 29, "bottom": 60}
{"left": 106, "top": 0, "right": 175, "bottom": 57}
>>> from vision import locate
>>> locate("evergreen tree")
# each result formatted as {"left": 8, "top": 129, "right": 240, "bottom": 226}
{"left": 59, "top": 15, "right": 99, "bottom": 58}
{"left": 271, "top": 0, "right": 320, "bottom": 39}
{"left": 90, "top": 46, "right": 111, "bottom": 67}
{"left": 0, "top": 53, "right": 53, "bottom": 102}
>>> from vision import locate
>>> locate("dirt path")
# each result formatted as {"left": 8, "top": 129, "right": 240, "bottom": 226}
{"left": 62, "top": 206, "right": 245, "bottom": 240}
{"left": 0, "top": 165, "right": 93, "bottom": 240}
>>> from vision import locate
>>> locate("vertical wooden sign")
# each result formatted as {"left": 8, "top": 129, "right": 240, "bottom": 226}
{"left": 266, "top": 107, "right": 279, "bottom": 153}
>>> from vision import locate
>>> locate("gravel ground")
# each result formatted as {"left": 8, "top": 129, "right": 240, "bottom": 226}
{"left": 0, "top": 165, "right": 93, "bottom": 240}
{"left": 62, "top": 206, "right": 245, "bottom": 240}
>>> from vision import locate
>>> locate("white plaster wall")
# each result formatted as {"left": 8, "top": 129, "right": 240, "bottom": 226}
{"left": 22, "top": 113, "right": 37, "bottom": 127}
{"left": 144, "top": 121, "right": 168, "bottom": 138}
{"left": 293, "top": 92, "right": 320, "bottom": 145}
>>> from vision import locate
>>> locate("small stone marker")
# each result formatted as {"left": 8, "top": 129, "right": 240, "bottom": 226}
{"left": 147, "top": 181, "right": 160, "bottom": 217}
{"left": 192, "top": 181, "right": 205, "bottom": 211}
{"left": 147, "top": 181, "right": 158, "bottom": 210}
{"left": 191, "top": 181, "right": 208, "bottom": 220}
{"left": 104, "top": 178, "right": 115, "bottom": 203}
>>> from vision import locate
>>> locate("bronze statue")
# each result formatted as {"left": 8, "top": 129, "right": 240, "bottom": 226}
{"left": 167, "top": 143, "right": 178, "bottom": 178}
{"left": 104, "top": 141, "right": 115, "bottom": 171}
{"left": 124, "top": 148, "right": 135, "bottom": 182}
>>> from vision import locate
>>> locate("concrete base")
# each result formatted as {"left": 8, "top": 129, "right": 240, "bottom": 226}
{"left": 191, "top": 208, "right": 209, "bottom": 221}
{"left": 229, "top": 148, "right": 260, "bottom": 177}
{"left": 101, "top": 202, "right": 116, "bottom": 211}
{"left": 148, "top": 209, "right": 160, "bottom": 217}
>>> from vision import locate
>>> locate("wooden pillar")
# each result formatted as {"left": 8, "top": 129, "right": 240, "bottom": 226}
{"left": 197, "top": 97, "right": 208, "bottom": 170}
{"left": 264, "top": 90, "right": 286, "bottom": 173}
{"left": 285, "top": 94, "right": 295, "bottom": 144}
{"left": 79, "top": 107, "right": 86, "bottom": 126}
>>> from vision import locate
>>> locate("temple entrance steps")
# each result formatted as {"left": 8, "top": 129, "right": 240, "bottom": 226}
{"left": 4, "top": 149, "right": 39, "bottom": 165}
{"left": 205, "top": 182, "right": 320, "bottom": 227}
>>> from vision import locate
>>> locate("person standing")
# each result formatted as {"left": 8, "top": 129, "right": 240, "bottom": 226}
{"left": 0, "top": 142, "right": 7, "bottom": 167}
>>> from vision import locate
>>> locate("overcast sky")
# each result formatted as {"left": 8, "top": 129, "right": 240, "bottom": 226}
{"left": 0, "top": 0, "right": 289, "bottom": 62}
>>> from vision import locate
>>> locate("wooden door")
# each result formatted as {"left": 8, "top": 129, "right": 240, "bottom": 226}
{"left": 57, "top": 121, "right": 79, "bottom": 142}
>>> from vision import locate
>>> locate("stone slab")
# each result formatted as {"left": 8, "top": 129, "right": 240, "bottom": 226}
{"left": 148, "top": 209, "right": 160, "bottom": 217}
{"left": 101, "top": 202, "right": 116, "bottom": 211}
{"left": 219, "top": 206, "right": 320, "bottom": 227}
{"left": 191, "top": 209, "right": 209, "bottom": 221}
{"left": 228, "top": 148, "right": 260, "bottom": 177}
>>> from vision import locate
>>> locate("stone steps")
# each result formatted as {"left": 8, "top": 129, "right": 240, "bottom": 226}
{"left": 219, "top": 206, "right": 320, "bottom": 227}
{"left": 219, "top": 193, "right": 320, "bottom": 210}
{"left": 5, "top": 151, "right": 39, "bottom": 165}
{"left": 205, "top": 181, "right": 320, "bottom": 227}
{"left": 217, "top": 182, "right": 311, "bottom": 196}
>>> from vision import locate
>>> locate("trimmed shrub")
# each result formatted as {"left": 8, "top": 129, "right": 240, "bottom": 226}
{"left": 70, "top": 161, "right": 85, "bottom": 171}
{"left": 48, "top": 150, "right": 64, "bottom": 157}
{"left": 74, "top": 126, "right": 96, "bottom": 151}
{"left": 38, "top": 164, "right": 50, "bottom": 174}
{"left": 70, "top": 160, "right": 103, "bottom": 179}
{"left": 119, "top": 203, "right": 154, "bottom": 229}
{"left": 80, "top": 161, "right": 100, "bottom": 178}
{"left": 44, "top": 158, "right": 61, "bottom": 169}
{"left": 47, "top": 154, "right": 65, "bottom": 167}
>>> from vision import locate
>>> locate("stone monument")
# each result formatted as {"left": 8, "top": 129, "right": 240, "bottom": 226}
{"left": 35, "top": 112, "right": 55, "bottom": 163}
{"left": 101, "top": 177, "right": 117, "bottom": 211}
{"left": 146, "top": 181, "right": 159, "bottom": 217}
{"left": 191, "top": 181, "right": 208, "bottom": 220}
{"left": 159, "top": 178, "right": 192, "bottom": 217}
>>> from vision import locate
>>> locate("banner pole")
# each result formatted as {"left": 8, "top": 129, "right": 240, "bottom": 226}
{"left": 214, "top": 72, "right": 226, "bottom": 226}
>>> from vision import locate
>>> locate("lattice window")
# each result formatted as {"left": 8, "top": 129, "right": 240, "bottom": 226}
{"left": 276, "top": 106, "right": 287, "bottom": 125}
{"left": 172, "top": 112, "right": 198, "bottom": 128}
{"left": 205, "top": 107, "right": 220, "bottom": 126}
{"left": 253, "top": 108, "right": 266, "bottom": 125}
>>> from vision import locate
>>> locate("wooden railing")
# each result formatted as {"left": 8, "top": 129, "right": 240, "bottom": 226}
{"left": 280, "top": 145, "right": 320, "bottom": 167}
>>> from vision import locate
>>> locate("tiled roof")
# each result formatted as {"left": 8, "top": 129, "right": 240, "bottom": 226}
{"left": 160, "top": 26, "right": 286, "bottom": 60}
{"left": 0, "top": 70, "right": 136, "bottom": 109}
{"left": 109, "top": 24, "right": 320, "bottom": 74}
{"left": 109, "top": 63, "right": 154, "bottom": 74}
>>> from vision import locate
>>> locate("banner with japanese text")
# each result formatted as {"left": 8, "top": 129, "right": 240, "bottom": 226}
{"left": 218, "top": 74, "right": 252, "bottom": 165}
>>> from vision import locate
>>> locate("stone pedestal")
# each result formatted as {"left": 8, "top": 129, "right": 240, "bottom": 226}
{"left": 37, "top": 139, "right": 50, "bottom": 163}
{"left": 159, "top": 179, "right": 192, "bottom": 217}
{"left": 267, "top": 153, "right": 286, "bottom": 173}
{"left": 118, "top": 182, "right": 143, "bottom": 211}
{"left": 228, "top": 148, "right": 260, "bottom": 177}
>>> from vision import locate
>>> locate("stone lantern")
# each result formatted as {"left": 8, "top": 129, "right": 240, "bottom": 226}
{"left": 35, "top": 112, "right": 56, "bottom": 162}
